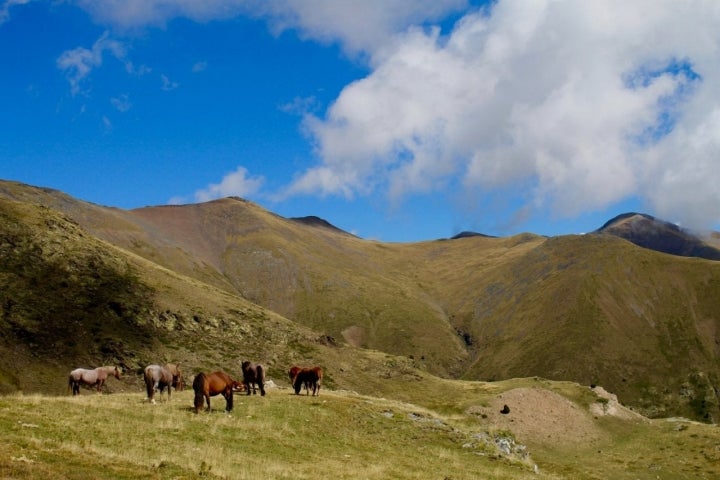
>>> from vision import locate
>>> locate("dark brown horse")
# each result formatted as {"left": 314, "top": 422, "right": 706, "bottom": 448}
{"left": 144, "top": 363, "right": 183, "bottom": 404}
{"left": 68, "top": 366, "right": 121, "bottom": 395}
{"left": 288, "top": 365, "right": 310, "bottom": 392}
{"left": 292, "top": 366, "right": 323, "bottom": 396}
{"left": 241, "top": 361, "right": 266, "bottom": 396}
{"left": 192, "top": 371, "right": 241, "bottom": 413}
{"left": 288, "top": 365, "right": 301, "bottom": 386}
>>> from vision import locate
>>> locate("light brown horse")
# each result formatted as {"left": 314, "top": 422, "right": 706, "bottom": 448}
{"left": 192, "top": 371, "right": 242, "bottom": 413}
{"left": 144, "top": 363, "right": 183, "bottom": 404}
{"left": 68, "top": 366, "right": 121, "bottom": 395}
{"left": 292, "top": 366, "right": 323, "bottom": 396}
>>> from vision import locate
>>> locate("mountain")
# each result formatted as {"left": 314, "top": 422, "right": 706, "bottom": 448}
{"left": 596, "top": 212, "right": 720, "bottom": 260}
{"left": 0, "top": 180, "right": 719, "bottom": 422}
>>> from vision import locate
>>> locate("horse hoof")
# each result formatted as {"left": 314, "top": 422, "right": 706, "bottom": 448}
{"left": 151, "top": 399, "right": 156, "bottom": 405}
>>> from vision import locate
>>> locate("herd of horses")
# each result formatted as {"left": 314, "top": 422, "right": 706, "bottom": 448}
{"left": 67, "top": 362, "right": 323, "bottom": 413}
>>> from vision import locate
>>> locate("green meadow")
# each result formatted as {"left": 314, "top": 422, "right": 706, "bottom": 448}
{"left": 1, "top": 380, "right": 718, "bottom": 479}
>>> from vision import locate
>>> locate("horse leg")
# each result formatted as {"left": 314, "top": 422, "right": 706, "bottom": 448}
{"left": 259, "top": 381, "right": 266, "bottom": 397}
{"left": 244, "top": 382, "right": 251, "bottom": 395}
{"left": 225, "top": 389, "right": 234, "bottom": 412}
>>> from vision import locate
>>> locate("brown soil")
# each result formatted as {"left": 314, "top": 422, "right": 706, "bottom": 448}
{"left": 467, "top": 387, "right": 615, "bottom": 447}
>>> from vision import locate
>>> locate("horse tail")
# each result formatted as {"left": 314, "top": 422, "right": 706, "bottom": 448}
{"left": 144, "top": 370, "right": 154, "bottom": 401}
{"left": 257, "top": 364, "right": 266, "bottom": 396}
{"left": 193, "top": 373, "right": 206, "bottom": 413}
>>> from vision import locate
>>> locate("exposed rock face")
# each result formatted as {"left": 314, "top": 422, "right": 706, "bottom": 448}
{"left": 589, "top": 386, "right": 646, "bottom": 420}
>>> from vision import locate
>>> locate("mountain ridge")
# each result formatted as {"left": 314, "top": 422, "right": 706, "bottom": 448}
{"left": 1, "top": 179, "right": 719, "bottom": 422}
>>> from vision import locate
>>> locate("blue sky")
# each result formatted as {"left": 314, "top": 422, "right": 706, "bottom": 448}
{"left": 2, "top": 1, "right": 719, "bottom": 242}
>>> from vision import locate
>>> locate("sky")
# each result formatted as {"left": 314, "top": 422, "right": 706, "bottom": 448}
{"left": 2, "top": 0, "right": 720, "bottom": 242}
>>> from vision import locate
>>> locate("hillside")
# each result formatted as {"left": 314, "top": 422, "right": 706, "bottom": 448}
{"left": 6, "top": 380, "right": 720, "bottom": 479}
{"left": 0, "top": 180, "right": 719, "bottom": 423}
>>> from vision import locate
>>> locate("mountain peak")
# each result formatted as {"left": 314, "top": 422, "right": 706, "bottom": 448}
{"left": 596, "top": 212, "right": 720, "bottom": 260}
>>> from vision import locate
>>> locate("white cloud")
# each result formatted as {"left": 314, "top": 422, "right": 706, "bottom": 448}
{"left": 193, "top": 166, "right": 265, "bottom": 203}
{"left": 71, "top": 0, "right": 468, "bottom": 55}
{"left": 110, "top": 93, "right": 131, "bottom": 112}
{"left": 72, "top": 0, "right": 248, "bottom": 29}
{"left": 56, "top": 31, "right": 126, "bottom": 95}
{"left": 256, "top": 0, "right": 469, "bottom": 55}
{"left": 0, "top": 0, "right": 32, "bottom": 25}
{"left": 62, "top": 0, "right": 720, "bottom": 231}
{"left": 285, "top": 0, "right": 720, "bottom": 231}
{"left": 192, "top": 61, "right": 207, "bottom": 73}
{"left": 160, "top": 74, "right": 179, "bottom": 91}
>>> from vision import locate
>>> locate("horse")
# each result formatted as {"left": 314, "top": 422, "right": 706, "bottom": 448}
{"left": 289, "top": 365, "right": 302, "bottom": 386}
{"left": 288, "top": 365, "right": 310, "bottom": 392}
{"left": 241, "top": 361, "right": 266, "bottom": 396}
{"left": 68, "top": 366, "right": 121, "bottom": 395}
{"left": 192, "top": 371, "right": 242, "bottom": 413}
{"left": 292, "top": 366, "right": 323, "bottom": 396}
{"left": 144, "top": 363, "right": 183, "bottom": 404}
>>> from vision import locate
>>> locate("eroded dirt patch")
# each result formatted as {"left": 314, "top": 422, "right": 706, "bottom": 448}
{"left": 467, "top": 387, "right": 609, "bottom": 447}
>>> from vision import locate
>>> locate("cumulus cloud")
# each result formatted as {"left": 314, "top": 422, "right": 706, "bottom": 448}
{"left": 256, "top": 0, "right": 469, "bottom": 55}
{"left": 57, "top": 0, "right": 720, "bottom": 230}
{"left": 71, "top": 0, "right": 468, "bottom": 54}
{"left": 285, "top": 0, "right": 720, "bottom": 231}
{"left": 193, "top": 166, "right": 265, "bottom": 203}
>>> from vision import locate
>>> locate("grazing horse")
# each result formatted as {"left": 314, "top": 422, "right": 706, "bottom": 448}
{"left": 144, "top": 363, "right": 183, "bottom": 404}
{"left": 293, "top": 366, "right": 323, "bottom": 396}
{"left": 288, "top": 365, "right": 310, "bottom": 392}
{"left": 288, "top": 365, "right": 302, "bottom": 386}
{"left": 68, "top": 366, "right": 121, "bottom": 395}
{"left": 192, "top": 371, "right": 241, "bottom": 413}
{"left": 241, "top": 361, "right": 266, "bottom": 396}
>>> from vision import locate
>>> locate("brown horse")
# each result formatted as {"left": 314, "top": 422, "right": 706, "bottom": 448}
{"left": 288, "top": 365, "right": 310, "bottom": 392}
{"left": 68, "top": 366, "right": 121, "bottom": 395}
{"left": 192, "top": 371, "right": 241, "bottom": 413}
{"left": 241, "top": 361, "right": 266, "bottom": 396}
{"left": 288, "top": 365, "right": 301, "bottom": 386}
{"left": 144, "top": 363, "right": 183, "bottom": 404}
{"left": 292, "top": 366, "right": 323, "bottom": 396}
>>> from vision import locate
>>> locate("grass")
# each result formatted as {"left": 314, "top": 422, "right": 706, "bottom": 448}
{"left": 1, "top": 379, "right": 719, "bottom": 479}
{"left": 0, "top": 389, "right": 537, "bottom": 480}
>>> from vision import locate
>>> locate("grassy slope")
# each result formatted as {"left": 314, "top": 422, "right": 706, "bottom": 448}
{"left": 1, "top": 381, "right": 718, "bottom": 480}
{"left": 1, "top": 180, "right": 719, "bottom": 422}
